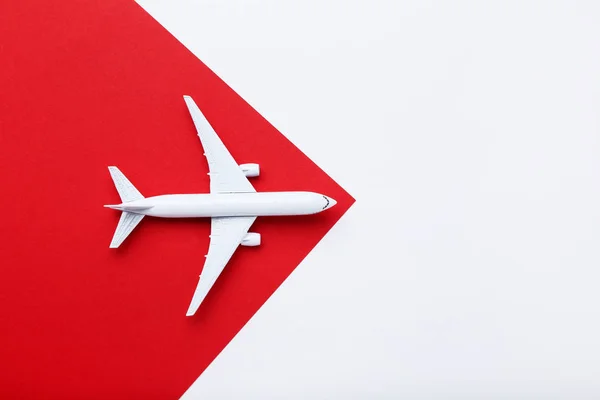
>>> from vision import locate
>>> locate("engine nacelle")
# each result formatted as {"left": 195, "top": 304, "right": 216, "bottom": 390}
{"left": 239, "top": 163, "right": 260, "bottom": 178}
{"left": 241, "top": 232, "right": 261, "bottom": 247}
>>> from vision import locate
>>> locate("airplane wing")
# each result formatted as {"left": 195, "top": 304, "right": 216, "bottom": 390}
{"left": 186, "top": 215, "right": 257, "bottom": 316}
{"left": 183, "top": 95, "right": 256, "bottom": 194}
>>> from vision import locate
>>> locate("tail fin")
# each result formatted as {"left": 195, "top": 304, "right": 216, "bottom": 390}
{"left": 109, "top": 211, "right": 144, "bottom": 248}
{"left": 107, "top": 166, "right": 145, "bottom": 248}
{"left": 108, "top": 166, "right": 144, "bottom": 202}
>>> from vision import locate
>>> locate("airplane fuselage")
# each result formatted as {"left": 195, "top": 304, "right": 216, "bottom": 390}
{"left": 107, "top": 191, "right": 336, "bottom": 218}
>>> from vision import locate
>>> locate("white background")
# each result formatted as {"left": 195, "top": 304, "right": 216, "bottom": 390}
{"left": 136, "top": 1, "right": 600, "bottom": 398}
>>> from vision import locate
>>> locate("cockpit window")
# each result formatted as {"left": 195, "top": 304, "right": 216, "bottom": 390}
{"left": 322, "top": 195, "right": 330, "bottom": 210}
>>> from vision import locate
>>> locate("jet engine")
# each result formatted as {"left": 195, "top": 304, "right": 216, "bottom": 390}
{"left": 239, "top": 163, "right": 260, "bottom": 178}
{"left": 241, "top": 232, "right": 261, "bottom": 247}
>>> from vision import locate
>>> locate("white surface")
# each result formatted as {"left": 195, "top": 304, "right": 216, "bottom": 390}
{"left": 137, "top": 0, "right": 600, "bottom": 398}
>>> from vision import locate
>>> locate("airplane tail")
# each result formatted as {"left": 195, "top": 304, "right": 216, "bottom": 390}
{"left": 106, "top": 166, "right": 146, "bottom": 248}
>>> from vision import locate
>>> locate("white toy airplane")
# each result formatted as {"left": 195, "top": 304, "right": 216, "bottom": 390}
{"left": 105, "top": 95, "right": 337, "bottom": 316}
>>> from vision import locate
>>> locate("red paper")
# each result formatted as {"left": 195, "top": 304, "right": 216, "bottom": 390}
{"left": 0, "top": 1, "right": 353, "bottom": 398}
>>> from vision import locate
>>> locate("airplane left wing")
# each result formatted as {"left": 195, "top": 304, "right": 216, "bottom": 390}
{"left": 183, "top": 95, "right": 256, "bottom": 194}
{"left": 186, "top": 215, "right": 257, "bottom": 316}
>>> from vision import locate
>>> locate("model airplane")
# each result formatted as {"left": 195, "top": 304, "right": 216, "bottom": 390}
{"left": 105, "top": 95, "right": 337, "bottom": 316}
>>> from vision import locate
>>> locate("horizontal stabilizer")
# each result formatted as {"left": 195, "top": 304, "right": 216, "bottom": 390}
{"left": 109, "top": 211, "right": 144, "bottom": 248}
{"left": 106, "top": 167, "right": 146, "bottom": 248}
{"left": 108, "top": 166, "right": 144, "bottom": 202}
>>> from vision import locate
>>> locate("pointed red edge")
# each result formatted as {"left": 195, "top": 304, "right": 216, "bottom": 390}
{"left": 0, "top": 0, "right": 354, "bottom": 398}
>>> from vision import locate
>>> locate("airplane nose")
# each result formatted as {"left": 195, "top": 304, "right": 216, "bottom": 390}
{"left": 323, "top": 196, "right": 337, "bottom": 210}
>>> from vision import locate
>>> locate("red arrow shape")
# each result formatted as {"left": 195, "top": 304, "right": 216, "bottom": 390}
{"left": 0, "top": 1, "right": 354, "bottom": 398}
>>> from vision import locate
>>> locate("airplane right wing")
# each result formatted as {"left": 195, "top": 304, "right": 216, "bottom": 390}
{"left": 186, "top": 215, "right": 257, "bottom": 316}
{"left": 183, "top": 95, "right": 256, "bottom": 194}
